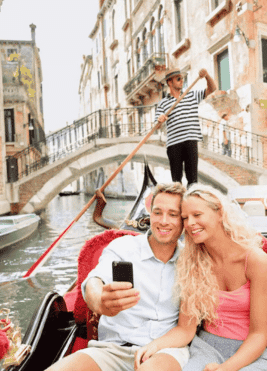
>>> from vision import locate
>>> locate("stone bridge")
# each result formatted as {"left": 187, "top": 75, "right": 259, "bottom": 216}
{"left": 7, "top": 134, "right": 267, "bottom": 214}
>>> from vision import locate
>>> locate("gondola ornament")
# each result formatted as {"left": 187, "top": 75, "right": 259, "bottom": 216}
{"left": 0, "top": 309, "right": 31, "bottom": 369}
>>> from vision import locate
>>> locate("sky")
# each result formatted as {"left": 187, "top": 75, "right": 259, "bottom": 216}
{"left": 0, "top": 0, "right": 99, "bottom": 133}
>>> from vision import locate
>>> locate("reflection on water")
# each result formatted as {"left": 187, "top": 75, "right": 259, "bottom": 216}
{"left": 0, "top": 194, "right": 134, "bottom": 336}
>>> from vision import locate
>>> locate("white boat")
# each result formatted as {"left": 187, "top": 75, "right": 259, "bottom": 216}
{"left": 228, "top": 185, "right": 267, "bottom": 237}
{"left": 0, "top": 214, "right": 41, "bottom": 250}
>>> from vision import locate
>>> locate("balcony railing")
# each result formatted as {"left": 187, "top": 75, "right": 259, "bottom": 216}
{"left": 124, "top": 52, "right": 168, "bottom": 96}
{"left": 5, "top": 107, "right": 267, "bottom": 183}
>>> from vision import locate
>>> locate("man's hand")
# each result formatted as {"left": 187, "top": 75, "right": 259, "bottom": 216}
{"left": 199, "top": 68, "right": 208, "bottom": 78}
{"left": 99, "top": 282, "right": 140, "bottom": 317}
{"left": 157, "top": 114, "right": 168, "bottom": 124}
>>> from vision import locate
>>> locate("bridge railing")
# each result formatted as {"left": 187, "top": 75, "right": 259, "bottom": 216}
{"left": 199, "top": 117, "right": 267, "bottom": 167}
{"left": 6, "top": 105, "right": 161, "bottom": 182}
{"left": 5, "top": 106, "right": 267, "bottom": 183}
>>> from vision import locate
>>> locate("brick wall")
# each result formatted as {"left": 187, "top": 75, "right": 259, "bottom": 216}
{"left": 199, "top": 154, "right": 258, "bottom": 185}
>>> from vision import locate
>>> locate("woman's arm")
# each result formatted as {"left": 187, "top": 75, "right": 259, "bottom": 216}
{"left": 134, "top": 309, "right": 197, "bottom": 369}
{"left": 208, "top": 249, "right": 267, "bottom": 371}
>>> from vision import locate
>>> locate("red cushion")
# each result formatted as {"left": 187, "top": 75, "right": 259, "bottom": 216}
{"left": 73, "top": 229, "right": 139, "bottom": 325}
{"left": 262, "top": 236, "right": 267, "bottom": 254}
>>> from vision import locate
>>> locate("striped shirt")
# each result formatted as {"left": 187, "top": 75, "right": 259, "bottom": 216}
{"left": 155, "top": 90, "right": 206, "bottom": 148}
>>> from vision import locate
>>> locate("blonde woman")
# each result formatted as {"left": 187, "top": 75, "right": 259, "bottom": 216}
{"left": 135, "top": 184, "right": 267, "bottom": 371}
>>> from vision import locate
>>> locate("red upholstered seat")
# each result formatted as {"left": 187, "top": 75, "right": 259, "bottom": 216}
{"left": 262, "top": 236, "right": 267, "bottom": 253}
{"left": 72, "top": 229, "right": 139, "bottom": 340}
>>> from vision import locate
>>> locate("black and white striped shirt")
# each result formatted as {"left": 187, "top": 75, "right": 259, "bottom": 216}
{"left": 155, "top": 90, "right": 205, "bottom": 148}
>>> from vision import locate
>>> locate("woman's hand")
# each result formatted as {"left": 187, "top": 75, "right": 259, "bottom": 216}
{"left": 203, "top": 363, "right": 222, "bottom": 371}
{"left": 134, "top": 343, "right": 158, "bottom": 370}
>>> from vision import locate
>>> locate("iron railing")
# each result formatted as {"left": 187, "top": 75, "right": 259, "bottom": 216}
{"left": 6, "top": 105, "right": 158, "bottom": 182}
{"left": 124, "top": 52, "right": 168, "bottom": 96}
{"left": 5, "top": 106, "right": 267, "bottom": 183}
{"left": 199, "top": 117, "right": 267, "bottom": 167}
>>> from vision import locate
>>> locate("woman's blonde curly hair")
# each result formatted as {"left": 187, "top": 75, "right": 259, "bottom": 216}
{"left": 173, "top": 183, "right": 263, "bottom": 325}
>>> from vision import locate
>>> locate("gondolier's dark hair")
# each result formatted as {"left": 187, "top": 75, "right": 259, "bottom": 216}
{"left": 150, "top": 182, "right": 186, "bottom": 209}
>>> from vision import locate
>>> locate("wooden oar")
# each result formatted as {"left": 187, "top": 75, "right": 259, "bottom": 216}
{"left": 23, "top": 74, "right": 201, "bottom": 278}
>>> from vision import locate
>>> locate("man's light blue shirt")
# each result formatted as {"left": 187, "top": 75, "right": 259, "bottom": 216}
{"left": 81, "top": 232, "right": 182, "bottom": 346}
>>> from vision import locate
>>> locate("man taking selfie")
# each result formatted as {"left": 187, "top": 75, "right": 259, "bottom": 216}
{"left": 46, "top": 182, "right": 188, "bottom": 371}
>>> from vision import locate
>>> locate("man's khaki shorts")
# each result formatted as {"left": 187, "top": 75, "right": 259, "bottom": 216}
{"left": 78, "top": 340, "right": 190, "bottom": 370}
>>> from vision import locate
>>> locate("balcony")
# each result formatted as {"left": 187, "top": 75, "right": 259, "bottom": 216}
{"left": 124, "top": 52, "right": 168, "bottom": 105}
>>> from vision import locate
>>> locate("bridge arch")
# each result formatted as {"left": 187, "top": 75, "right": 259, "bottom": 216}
{"left": 19, "top": 140, "right": 239, "bottom": 214}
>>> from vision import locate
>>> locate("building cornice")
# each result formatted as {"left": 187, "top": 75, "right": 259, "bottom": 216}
{"left": 89, "top": 0, "right": 115, "bottom": 39}
{"left": 0, "top": 40, "right": 34, "bottom": 45}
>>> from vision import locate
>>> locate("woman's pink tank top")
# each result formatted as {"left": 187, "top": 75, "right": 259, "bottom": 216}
{"left": 204, "top": 251, "right": 251, "bottom": 340}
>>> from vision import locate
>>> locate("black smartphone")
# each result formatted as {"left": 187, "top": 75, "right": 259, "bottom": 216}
{"left": 112, "top": 261, "right": 134, "bottom": 287}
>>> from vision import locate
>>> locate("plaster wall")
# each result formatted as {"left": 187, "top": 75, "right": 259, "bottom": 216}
{"left": 0, "top": 53, "right": 10, "bottom": 214}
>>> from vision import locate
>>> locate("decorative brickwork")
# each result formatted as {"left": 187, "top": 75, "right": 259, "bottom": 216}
{"left": 199, "top": 154, "right": 258, "bottom": 185}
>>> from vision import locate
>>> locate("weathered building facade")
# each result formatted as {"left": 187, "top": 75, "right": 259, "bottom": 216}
{"left": 79, "top": 0, "right": 267, "bottom": 161}
{"left": 0, "top": 24, "right": 45, "bottom": 214}
{"left": 0, "top": 49, "right": 10, "bottom": 213}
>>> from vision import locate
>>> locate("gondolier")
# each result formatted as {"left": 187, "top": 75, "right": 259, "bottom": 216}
{"left": 155, "top": 68, "right": 216, "bottom": 187}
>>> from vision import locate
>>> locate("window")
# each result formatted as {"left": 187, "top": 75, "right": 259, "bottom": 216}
{"left": 103, "top": 19, "right": 107, "bottom": 39}
{"left": 138, "top": 107, "right": 144, "bottom": 134}
{"left": 127, "top": 50, "right": 131, "bottom": 79}
{"left": 4, "top": 109, "right": 15, "bottom": 142}
{"left": 142, "top": 29, "right": 148, "bottom": 62}
{"left": 114, "top": 74, "right": 119, "bottom": 103}
{"left": 7, "top": 49, "right": 18, "bottom": 62}
{"left": 105, "top": 58, "right": 108, "bottom": 81}
{"left": 150, "top": 18, "right": 156, "bottom": 54}
{"left": 158, "top": 6, "right": 165, "bottom": 53}
{"left": 261, "top": 38, "right": 267, "bottom": 83}
{"left": 96, "top": 38, "right": 99, "bottom": 54}
{"left": 217, "top": 49, "right": 230, "bottom": 90}
{"left": 112, "top": 10, "right": 116, "bottom": 40}
{"left": 136, "top": 38, "right": 141, "bottom": 70}
{"left": 124, "top": 0, "right": 128, "bottom": 18}
{"left": 98, "top": 71, "right": 101, "bottom": 89}
{"left": 211, "top": 0, "right": 224, "bottom": 10}
{"left": 174, "top": 0, "right": 185, "bottom": 44}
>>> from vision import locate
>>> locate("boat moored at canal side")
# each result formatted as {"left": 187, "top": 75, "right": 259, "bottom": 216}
{"left": 0, "top": 214, "right": 41, "bottom": 250}
{"left": 228, "top": 185, "right": 267, "bottom": 237}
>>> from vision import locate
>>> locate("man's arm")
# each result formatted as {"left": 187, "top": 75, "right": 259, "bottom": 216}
{"left": 199, "top": 69, "right": 217, "bottom": 98}
{"left": 84, "top": 277, "right": 140, "bottom": 317}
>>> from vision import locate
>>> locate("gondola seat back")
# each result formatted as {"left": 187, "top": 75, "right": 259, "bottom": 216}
{"left": 73, "top": 229, "right": 139, "bottom": 341}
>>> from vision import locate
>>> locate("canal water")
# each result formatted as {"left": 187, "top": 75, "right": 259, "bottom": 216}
{"left": 0, "top": 194, "right": 134, "bottom": 337}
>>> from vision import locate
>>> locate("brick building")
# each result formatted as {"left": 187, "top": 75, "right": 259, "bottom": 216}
{"left": 79, "top": 0, "right": 267, "bottom": 161}
{"left": 0, "top": 24, "right": 45, "bottom": 214}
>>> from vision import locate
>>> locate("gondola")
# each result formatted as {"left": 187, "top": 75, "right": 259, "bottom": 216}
{"left": 3, "top": 162, "right": 157, "bottom": 371}
{"left": 2, "top": 74, "right": 209, "bottom": 370}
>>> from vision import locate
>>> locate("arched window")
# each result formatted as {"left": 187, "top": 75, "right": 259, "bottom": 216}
{"left": 142, "top": 28, "right": 148, "bottom": 62}
{"left": 158, "top": 5, "right": 165, "bottom": 53}
{"left": 136, "top": 38, "right": 141, "bottom": 70}
{"left": 150, "top": 17, "right": 155, "bottom": 54}
{"left": 112, "top": 9, "right": 116, "bottom": 40}
{"left": 174, "top": 0, "right": 185, "bottom": 43}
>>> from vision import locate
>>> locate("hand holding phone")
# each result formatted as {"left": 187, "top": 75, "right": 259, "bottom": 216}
{"left": 112, "top": 261, "right": 134, "bottom": 287}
